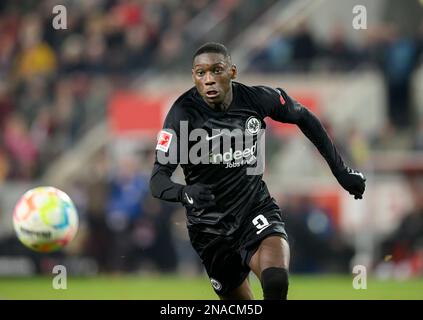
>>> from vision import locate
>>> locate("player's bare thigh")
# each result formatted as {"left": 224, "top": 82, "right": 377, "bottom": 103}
{"left": 249, "top": 235, "right": 290, "bottom": 281}
{"left": 218, "top": 277, "right": 254, "bottom": 300}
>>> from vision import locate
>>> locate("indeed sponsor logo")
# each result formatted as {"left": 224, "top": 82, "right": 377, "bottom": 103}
{"left": 209, "top": 142, "right": 257, "bottom": 165}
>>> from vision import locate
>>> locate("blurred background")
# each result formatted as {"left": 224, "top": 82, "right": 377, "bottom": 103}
{"left": 0, "top": 0, "right": 423, "bottom": 299}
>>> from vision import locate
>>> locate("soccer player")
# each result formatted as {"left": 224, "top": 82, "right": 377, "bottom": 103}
{"left": 150, "top": 42, "right": 366, "bottom": 300}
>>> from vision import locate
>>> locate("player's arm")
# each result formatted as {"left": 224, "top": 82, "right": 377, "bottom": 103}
{"left": 150, "top": 166, "right": 215, "bottom": 209}
{"left": 258, "top": 86, "right": 366, "bottom": 199}
{"left": 150, "top": 148, "right": 216, "bottom": 209}
{"left": 150, "top": 160, "right": 184, "bottom": 202}
{"left": 150, "top": 111, "right": 216, "bottom": 209}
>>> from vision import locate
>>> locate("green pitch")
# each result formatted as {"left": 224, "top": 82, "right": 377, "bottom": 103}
{"left": 0, "top": 275, "right": 422, "bottom": 300}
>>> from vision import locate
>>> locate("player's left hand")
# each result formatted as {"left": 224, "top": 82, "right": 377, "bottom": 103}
{"left": 335, "top": 167, "right": 366, "bottom": 199}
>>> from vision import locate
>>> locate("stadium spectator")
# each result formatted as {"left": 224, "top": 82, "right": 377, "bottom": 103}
{"left": 80, "top": 149, "right": 113, "bottom": 272}
{"left": 322, "top": 25, "right": 360, "bottom": 72}
{"left": 283, "top": 195, "right": 354, "bottom": 273}
{"left": 0, "top": 148, "right": 10, "bottom": 182}
{"left": 134, "top": 195, "right": 179, "bottom": 273}
{"left": 380, "top": 24, "right": 419, "bottom": 130}
{"left": 15, "top": 14, "right": 57, "bottom": 81}
{"left": 3, "top": 112, "right": 38, "bottom": 180}
{"left": 0, "top": 81, "right": 14, "bottom": 130}
{"left": 376, "top": 174, "right": 423, "bottom": 278}
{"left": 105, "top": 155, "right": 150, "bottom": 272}
{"left": 290, "top": 22, "right": 317, "bottom": 72}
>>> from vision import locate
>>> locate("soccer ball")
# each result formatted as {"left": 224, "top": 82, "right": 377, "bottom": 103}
{"left": 13, "top": 186, "right": 79, "bottom": 253}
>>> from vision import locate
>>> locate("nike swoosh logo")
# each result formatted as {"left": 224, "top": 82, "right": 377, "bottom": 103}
{"left": 256, "top": 224, "right": 271, "bottom": 235}
{"left": 185, "top": 193, "right": 194, "bottom": 205}
{"left": 350, "top": 171, "right": 364, "bottom": 179}
{"left": 205, "top": 133, "right": 224, "bottom": 141}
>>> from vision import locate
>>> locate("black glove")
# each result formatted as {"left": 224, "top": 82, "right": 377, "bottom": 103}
{"left": 181, "top": 183, "right": 216, "bottom": 209}
{"left": 335, "top": 167, "right": 366, "bottom": 199}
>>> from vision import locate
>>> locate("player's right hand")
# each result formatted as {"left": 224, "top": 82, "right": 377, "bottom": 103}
{"left": 182, "top": 184, "right": 216, "bottom": 209}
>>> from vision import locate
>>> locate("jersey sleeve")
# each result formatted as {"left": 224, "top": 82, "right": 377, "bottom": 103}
{"left": 150, "top": 105, "right": 185, "bottom": 202}
{"left": 156, "top": 108, "right": 181, "bottom": 162}
{"left": 253, "top": 85, "right": 347, "bottom": 176}
{"left": 252, "top": 85, "right": 302, "bottom": 123}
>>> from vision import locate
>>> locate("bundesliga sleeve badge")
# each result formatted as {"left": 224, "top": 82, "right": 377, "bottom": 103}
{"left": 156, "top": 130, "right": 173, "bottom": 152}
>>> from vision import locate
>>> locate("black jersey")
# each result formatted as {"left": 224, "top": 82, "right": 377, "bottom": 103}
{"left": 150, "top": 81, "right": 346, "bottom": 235}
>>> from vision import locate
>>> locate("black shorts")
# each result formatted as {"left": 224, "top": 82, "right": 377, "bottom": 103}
{"left": 188, "top": 207, "right": 288, "bottom": 295}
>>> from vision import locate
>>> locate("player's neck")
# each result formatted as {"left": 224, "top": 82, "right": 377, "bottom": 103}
{"left": 211, "top": 86, "right": 233, "bottom": 112}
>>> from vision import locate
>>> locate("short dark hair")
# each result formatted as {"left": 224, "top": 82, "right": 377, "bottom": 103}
{"left": 193, "top": 42, "right": 231, "bottom": 61}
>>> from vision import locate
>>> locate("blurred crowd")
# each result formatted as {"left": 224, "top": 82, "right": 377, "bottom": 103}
{"left": 1, "top": 1, "right": 423, "bottom": 182}
{"left": 70, "top": 150, "right": 181, "bottom": 274}
{"left": 0, "top": 0, "right": 281, "bottom": 182}
{"left": 0, "top": 0, "right": 238, "bottom": 182}
{"left": 0, "top": 0, "right": 422, "bottom": 278}
{"left": 251, "top": 21, "right": 423, "bottom": 134}
{"left": 374, "top": 174, "right": 423, "bottom": 279}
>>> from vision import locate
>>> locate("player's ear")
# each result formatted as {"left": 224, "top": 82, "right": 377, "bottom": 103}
{"left": 230, "top": 64, "right": 237, "bottom": 80}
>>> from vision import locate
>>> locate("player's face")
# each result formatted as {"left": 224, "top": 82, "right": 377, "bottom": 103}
{"left": 192, "top": 53, "right": 237, "bottom": 107}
